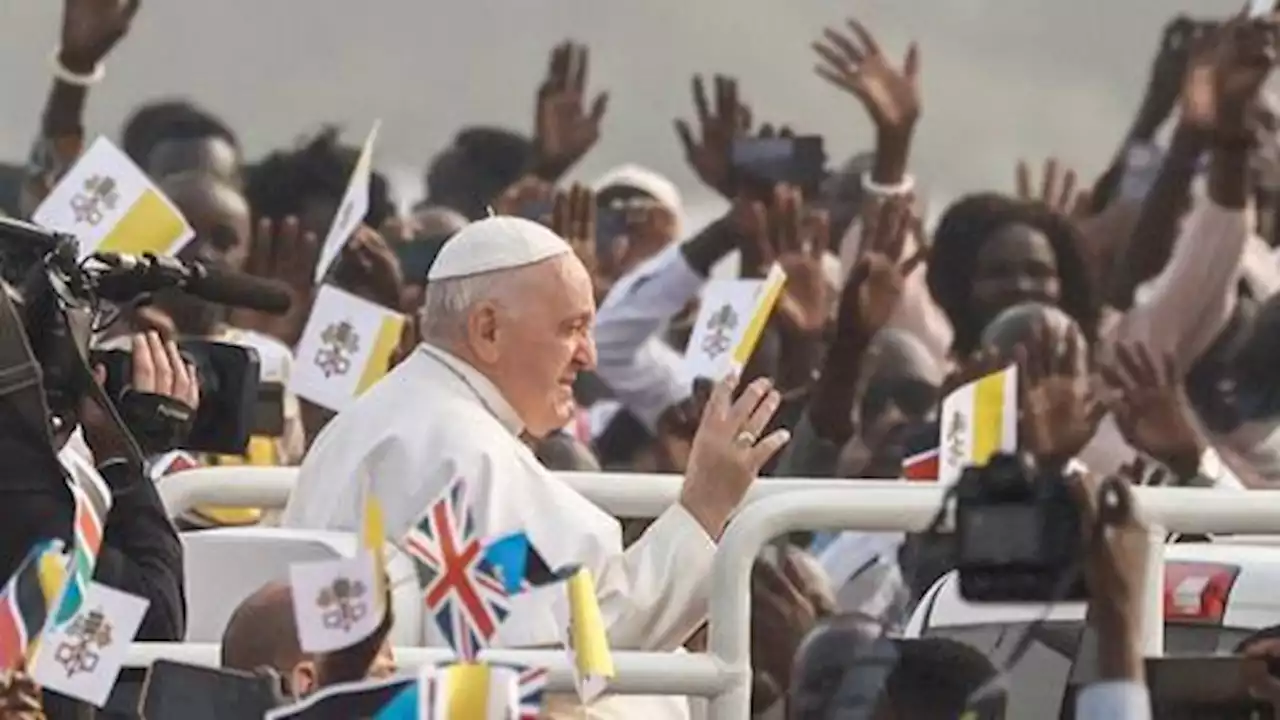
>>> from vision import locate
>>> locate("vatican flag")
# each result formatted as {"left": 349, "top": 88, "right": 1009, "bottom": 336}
{"left": 938, "top": 365, "right": 1018, "bottom": 487}
{"left": 289, "top": 284, "right": 406, "bottom": 412}
{"left": 421, "top": 663, "right": 519, "bottom": 720}
{"left": 33, "top": 137, "right": 193, "bottom": 258}
{"left": 314, "top": 121, "right": 380, "bottom": 283}
{"left": 565, "top": 569, "right": 614, "bottom": 702}
{"left": 684, "top": 263, "right": 787, "bottom": 381}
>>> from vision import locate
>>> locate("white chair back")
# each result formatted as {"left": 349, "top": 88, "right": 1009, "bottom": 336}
{"left": 181, "top": 528, "right": 422, "bottom": 646}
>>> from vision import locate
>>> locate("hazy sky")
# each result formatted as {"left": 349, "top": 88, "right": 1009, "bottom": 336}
{"left": 0, "top": 0, "right": 1244, "bottom": 213}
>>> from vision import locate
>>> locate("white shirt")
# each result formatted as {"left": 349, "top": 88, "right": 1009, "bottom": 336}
{"left": 593, "top": 244, "right": 703, "bottom": 431}
{"left": 282, "top": 343, "right": 716, "bottom": 718}
{"left": 1075, "top": 680, "right": 1151, "bottom": 720}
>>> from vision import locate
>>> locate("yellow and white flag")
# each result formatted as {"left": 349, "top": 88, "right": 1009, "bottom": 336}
{"left": 289, "top": 284, "right": 406, "bottom": 412}
{"left": 564, "top": 568, "right": 614, "bottom": 703}
{"left": 33, "top": 137, "right": 193, "bottom": 259}
{"left": 421, "top": 662, "right": 519, "bottom": 720}
{"left": 30, "top": 581, "right": 149, "bottom": 708}
{"left": 683, "top": 264, "right": 788, "bottom": 381}
{"left": 315, "top": 121, "right": 381, "bottom": 283}
{"left": 938, "top": 365, "right": 1019, "bottom": 487}
{"left": 288, "top": 552, "right": 381, "bottom": 655}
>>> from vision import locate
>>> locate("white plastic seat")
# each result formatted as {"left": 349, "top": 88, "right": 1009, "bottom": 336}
{"left": 180, "top": 527, "right": 422, "bottom": 647}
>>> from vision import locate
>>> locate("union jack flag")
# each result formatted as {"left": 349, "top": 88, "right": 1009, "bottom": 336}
{"left": 400, "top": 478, "right": 510, "bottom": 660}
{"left": 515, "top": 665, "right": 549, "bottom": 720}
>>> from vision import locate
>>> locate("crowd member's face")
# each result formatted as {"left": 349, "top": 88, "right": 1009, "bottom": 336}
{"left": 970, "top": 223, "right": 1060, "bottom": 331}
{"left": 596, "top": 188, "right": 678, "bottom": 281}
{"left": 470, "top": 255, "right": 596, "bottom": 437}
{"left": 146, "top": 136, "right": 242, "bottom": 188}
{"left": 154, "top": 174, "right": 253, "bottom": 336}
{"left": 367, "top": 640, "right": 397, "bottom": 679}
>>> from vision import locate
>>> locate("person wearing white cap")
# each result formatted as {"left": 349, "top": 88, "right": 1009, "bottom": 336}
{"left": 281, "top": 215, "right": 790, "bottom": 719}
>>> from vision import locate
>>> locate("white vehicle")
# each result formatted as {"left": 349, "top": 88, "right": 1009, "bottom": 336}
{"left": 903, "top": 541, "right": 1280, "bottom": 717}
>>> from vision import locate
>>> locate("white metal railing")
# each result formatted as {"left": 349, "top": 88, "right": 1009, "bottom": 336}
{"left": 144, "top": 470, "right": 1280, "bottom": 718}
{"left": 157, "top": 466, "right": 872, "bottom": 519}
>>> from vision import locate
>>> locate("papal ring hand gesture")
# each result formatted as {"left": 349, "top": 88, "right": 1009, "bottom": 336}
{"left": 680, "top": 374, "right": 791, "bottom": 538}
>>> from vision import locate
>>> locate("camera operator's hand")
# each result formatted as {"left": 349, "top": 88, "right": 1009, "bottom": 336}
{"left": 83, "top": 332, "right": 199, "bottom": 461}
{"left": 1073, "top": 463, "right": 1151, "bottom": 681}
{"left": 0, "top": 669, "right": 45, "bottom": 720}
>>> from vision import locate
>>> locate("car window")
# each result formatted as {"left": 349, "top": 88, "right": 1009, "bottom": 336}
{"left": 924, "top": 622, "right": 1260, "bottom": 717}
{"left": 923, "top": 621, "right": 1081, "bottom": 718}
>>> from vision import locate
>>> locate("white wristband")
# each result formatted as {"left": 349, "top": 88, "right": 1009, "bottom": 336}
{"left": 50, "top": 49, "right": 105, "bottom": 87}
{"left": 860, "top": 171, "right": 915, "bottom": 197}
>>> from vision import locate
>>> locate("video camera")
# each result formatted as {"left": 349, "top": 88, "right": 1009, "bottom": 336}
{"left": 953, "top": 452, "right": 1087, "bottom": 603}
{"left": 0, "top": 216, "right": 292, "bottom": 461}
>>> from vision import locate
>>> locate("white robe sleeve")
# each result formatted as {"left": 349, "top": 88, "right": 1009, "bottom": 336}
{"left": 593, "top": 504, "right": 717, "bottom": 651}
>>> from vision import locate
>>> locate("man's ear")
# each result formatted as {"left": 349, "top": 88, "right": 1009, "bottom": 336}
{"left": 466, "top": 302, "right": 502, "bottom": 364}
{"left": 290, "top": 660, "right": 318, "bottom": 699}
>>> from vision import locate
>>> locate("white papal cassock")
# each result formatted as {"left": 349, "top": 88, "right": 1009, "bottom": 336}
{"left": 281, "top": 342, "right": 715, "bottom": 719}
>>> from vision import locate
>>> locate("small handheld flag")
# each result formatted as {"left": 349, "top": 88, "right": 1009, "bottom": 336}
{"left": 482, "top": 532, "right": 578, "bottom": 595}
{"left": 565, "top": 569, "right": 614, "bottom": 702}
{"left": 0, "top": 540, "right": 68, "bottom": 671}
{"left": 52, "top": 471, "right": 113, "bottom": 628}
{"left": 399, "top": 478, "right": 510, "bottom": 660}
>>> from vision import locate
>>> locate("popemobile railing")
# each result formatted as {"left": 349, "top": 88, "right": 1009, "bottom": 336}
{"left": 144, "top": 468, "right": 1280, "bottom": 718}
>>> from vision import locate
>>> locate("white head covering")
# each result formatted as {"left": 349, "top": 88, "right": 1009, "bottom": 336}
{"left": 592, "top": 164, "right": 683, "bottom": 221}
{"left": 426, "top": 216, "right": 571, "bottom": 281}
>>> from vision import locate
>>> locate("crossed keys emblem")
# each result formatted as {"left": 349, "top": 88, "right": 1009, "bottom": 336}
{"left": 317, "top": 577, "right": 369, "bottom": 632}
{"left": 53, "top": 609, "right": 113, "bottom": 678}
{"left": 70, "top": 175, "right": 120, "bottom": 227}
{"left": 314, "top": 321, "right": 360, "bottom": 378}
{"left": 700, "top": 304, "right": 739, "bottom": 359}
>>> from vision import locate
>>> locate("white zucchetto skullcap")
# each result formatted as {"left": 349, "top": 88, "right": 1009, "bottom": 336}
{"left": 426, "top": 215, "right": 572, "bottom": 281}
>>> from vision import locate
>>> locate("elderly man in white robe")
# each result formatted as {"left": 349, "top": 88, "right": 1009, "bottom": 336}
{"left": 281, "top": 216, "right": 790, "bottom": 719}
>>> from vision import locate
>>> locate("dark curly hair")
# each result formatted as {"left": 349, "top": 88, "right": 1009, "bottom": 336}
{"left": 244, "top": 126, "right": 394, "bottom": 230}
{"left": 120, "top": 99, "right": 239, "bottom": 165}
{"left": 926, "top": 193, "right": 1099, "bottom": 357}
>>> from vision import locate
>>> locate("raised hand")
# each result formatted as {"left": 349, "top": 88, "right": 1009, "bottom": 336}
{"left": 1135, "top": 16, "right": 1202, "bottom": 132}
{"left": 1016, "top": 158, "right": 1091, "bottom": 217}
{"left": 332, "top": 226, "right": 405, "bottom": 311}
{"left": 533, "top": 42, "right": 609, "bottom": 182}
{"left": 762, "top": 186, "right": 832, "bottom": 337}
{"left": 675, "top": 74, "right": 752, "bottom": 198}
{"left": 229, "top": 216, "right": 320, "bottom": 348}
{"left": 750, "top": 550, "right": 835, "bottom": 713}
{"left": 680, "top": 374, "right": 790, "bottom": 538}
{"left": 813, "top": 18, "right": 920, "bottom": 140}
{"left": 491, "top": 174, "right": 554, "bottom": 217}
{"left": 1181, "top": 15, "right": 1279, "bottom": 135}
{"left": 837, "top": 195, "right": 926, "bottom": 341}
{"left": 550, "top": 183, "right": 598, "bottom": 278}
{"left": 1072, "top": 463, "right": 1150, "bottom": 654}
{"left": 1015, "top": 320, "right": 1104, "bottom": 466}
{"left": 60, "top": 0, "right": 141, "bottom": 72}
{"left": 1102, "top": 342, "right": 1205, "bottom": 477}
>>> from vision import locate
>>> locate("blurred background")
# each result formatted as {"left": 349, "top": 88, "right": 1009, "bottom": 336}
{"left": 0, "top": 0, "right": 1244, "bottom": 222}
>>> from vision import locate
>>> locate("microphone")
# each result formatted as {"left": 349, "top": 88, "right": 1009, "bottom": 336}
{"left": 88, "top": 253, "right": 293, "bottom": 315}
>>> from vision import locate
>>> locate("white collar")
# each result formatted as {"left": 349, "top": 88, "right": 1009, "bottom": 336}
{"left": 417, "top": 342, "right": 524, "bottom": 436}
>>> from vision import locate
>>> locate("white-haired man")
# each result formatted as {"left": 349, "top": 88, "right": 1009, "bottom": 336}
{"left": 282, "top": 216, "right": 789, "bottom": 718}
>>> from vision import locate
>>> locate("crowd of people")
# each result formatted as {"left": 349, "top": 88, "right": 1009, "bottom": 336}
{"left": 5, "top": 0, "right": 1280, "bottom": 718}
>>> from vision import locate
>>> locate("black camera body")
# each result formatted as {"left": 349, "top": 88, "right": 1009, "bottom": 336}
{"left": 954, "top": 452, "right": 1087, "bottom": 603}
{"left": 90, "top": 340, "right": 262, "bottom": 456}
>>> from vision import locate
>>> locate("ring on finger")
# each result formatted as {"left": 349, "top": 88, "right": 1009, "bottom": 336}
{"left": 735, "top": 430, "right": 758, "bottom": 447}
